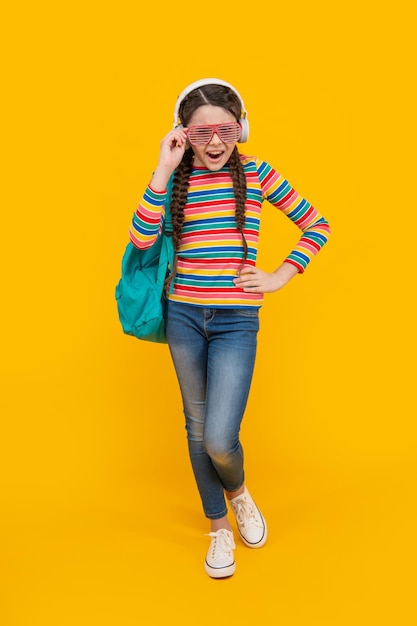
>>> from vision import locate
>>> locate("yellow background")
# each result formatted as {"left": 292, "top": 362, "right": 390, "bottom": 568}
{"left": 1, "top": 1, "right": 416, "bottom": 624}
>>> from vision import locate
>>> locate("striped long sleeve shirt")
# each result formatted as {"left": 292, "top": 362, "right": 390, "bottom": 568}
{"left": 129, "top": 155, "right": 331, "bottom": 308}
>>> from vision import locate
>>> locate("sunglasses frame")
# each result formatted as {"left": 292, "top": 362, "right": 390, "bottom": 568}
{"left": 186, "top": 122, "right": 241, "bottom": 146}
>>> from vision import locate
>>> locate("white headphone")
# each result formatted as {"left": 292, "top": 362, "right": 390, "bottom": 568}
{"left": 173, "top": 78, "right": 249, "bottom": 143}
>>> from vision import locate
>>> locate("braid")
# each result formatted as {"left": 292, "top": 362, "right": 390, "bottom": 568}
{"left": 170, "top": 148, "right": 194, "bottom": 252}
{"left": 228, "top": 147, "right": 248, "bottom": 264}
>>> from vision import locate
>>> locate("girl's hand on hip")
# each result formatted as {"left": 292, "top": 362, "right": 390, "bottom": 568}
{"left": 233, "top": 263, "right": 299, "bottom": 293}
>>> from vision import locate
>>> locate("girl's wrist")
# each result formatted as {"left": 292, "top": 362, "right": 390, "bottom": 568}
{"left": 273, "top": 262, "right": 299, "bottom": 289}
{"left": 148, "top": 182, "right": 167, "bottom": 194}
{"left": 150, "top": 166, "right": 172, "bottom": 192}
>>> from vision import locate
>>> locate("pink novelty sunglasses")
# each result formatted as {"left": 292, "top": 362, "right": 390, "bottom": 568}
{"left": 186, "top": 122, "right": 241, "bottom": 146}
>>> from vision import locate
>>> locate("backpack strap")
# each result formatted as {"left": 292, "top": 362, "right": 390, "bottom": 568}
{"left": 162, "top": 173, "right": 176, "bottom": 293}
{"left": 163, "top": 174, "right": 174, "bottom": 235}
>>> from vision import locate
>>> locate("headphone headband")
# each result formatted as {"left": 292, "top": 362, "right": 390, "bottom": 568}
{"left": 173, "top": 78, "right": 249, "bottom": 143}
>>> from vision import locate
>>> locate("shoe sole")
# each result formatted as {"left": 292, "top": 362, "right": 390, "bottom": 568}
{"left": 204, "top": 560, "right": 236, "bottom": 578}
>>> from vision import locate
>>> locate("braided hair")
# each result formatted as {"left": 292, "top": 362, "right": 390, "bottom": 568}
{"left": 170, "top": 84, "right": 248, "bottom": 263}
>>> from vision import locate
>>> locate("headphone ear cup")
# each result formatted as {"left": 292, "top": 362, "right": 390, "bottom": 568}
{"left": 238, "top": 117, "right": 249, "bottom": 143}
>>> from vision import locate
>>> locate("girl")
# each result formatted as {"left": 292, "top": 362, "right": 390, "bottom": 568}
{"left": 129, "top": 79, "right": 330, "bottom": 578}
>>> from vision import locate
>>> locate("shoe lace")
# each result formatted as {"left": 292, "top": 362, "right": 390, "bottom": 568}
{"left": 232, "top": 497, "right": 263, "bottom": 529}
{"left": 207, "top": 530, "right": 235, "bottom": 559}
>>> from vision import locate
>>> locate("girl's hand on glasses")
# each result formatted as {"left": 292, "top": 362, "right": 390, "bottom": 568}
{"left": 159, "top": 129, "right": 188, "bottom": 169}
{"left": 151, "top": 129, "right": 189, "bottom": 191}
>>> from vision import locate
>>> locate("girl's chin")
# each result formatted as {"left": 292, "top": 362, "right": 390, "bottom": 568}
{"left": 206, "top": 161, "right": 226, "bottom": 170}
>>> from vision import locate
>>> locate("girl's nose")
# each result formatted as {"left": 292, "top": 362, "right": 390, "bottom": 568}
{"left": 209, "top": 132, "right": 222, "bottom": 145}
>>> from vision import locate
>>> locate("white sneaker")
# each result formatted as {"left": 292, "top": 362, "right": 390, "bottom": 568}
{"left": 204, "top": 528, "right": 236, "bottom": 578}
{"left": 229, "top": 487, "right": 267, "bottom": 548}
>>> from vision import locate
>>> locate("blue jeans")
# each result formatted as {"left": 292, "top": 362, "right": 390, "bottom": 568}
{"left": 166, "top": 300, "right": 259, "bottom": 520}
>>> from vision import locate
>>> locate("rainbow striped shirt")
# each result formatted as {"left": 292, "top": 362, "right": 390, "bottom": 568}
{"left": 129, "top": 155, "right": 330, "bottom": 308}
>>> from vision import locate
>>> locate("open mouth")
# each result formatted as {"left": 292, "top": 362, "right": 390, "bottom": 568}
{"left": 206, "top": 150, "right": 224, "bottom": 162}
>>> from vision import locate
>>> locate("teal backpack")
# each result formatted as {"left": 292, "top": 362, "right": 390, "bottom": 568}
{"left": 115, "top": 177, "right": 175, "bottom": 343}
